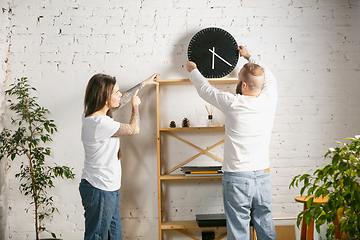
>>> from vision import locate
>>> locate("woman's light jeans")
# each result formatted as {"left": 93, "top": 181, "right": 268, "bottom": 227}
{"left": 223, "top": 170, "right": 277, "bottom": 240}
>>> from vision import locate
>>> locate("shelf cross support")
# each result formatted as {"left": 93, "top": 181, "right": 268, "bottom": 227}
{"left": 175, "top": 229, "right": 227, "bottom": 240}
{"left": 163, "top": 133, "right": 224, "bottom": 175}
{"left": 175, "top": 230, "right": 199, "bottom": 240}
{"left": 163, "top": 131, "right": 224, "bottom": 163}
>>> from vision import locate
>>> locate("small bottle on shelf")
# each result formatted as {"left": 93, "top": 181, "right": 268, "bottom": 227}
{"left": 207, "top": 115, "right": 214, "bottom": 127}
{"left": 205, "top": 105, "right": 215, "bottom": 127}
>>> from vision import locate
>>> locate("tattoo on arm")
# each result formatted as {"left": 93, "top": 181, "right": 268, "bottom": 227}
{"left": 112, "top": 105, "right": 140, "bottom": 137}
{"left": 118, "top": 82, "right": 144, "bottom": 109}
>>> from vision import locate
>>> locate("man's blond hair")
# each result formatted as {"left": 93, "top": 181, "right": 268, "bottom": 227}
{"left": 241, "top": 63, "right": 264, "bottom": 90}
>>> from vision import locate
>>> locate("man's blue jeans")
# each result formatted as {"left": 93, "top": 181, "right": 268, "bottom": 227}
{"left": 223, "top": 170, "right": 277, "bottom": 240}
{"left": 79, "top": 179, "right": 122, "bottom": 240}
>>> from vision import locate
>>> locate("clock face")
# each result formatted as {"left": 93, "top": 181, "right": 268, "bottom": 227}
{"left": 188, "top": 27, "right": 239, "bottom": 78}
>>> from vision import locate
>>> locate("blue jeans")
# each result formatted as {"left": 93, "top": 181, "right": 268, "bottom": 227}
{"left": 79, "top": 179, "right": 122, "bottom": 240}
{"left": 223, "top": 171, "right": 277, "bottom": 240}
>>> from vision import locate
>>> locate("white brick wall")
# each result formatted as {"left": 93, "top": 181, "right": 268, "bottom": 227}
{"left": 0, "top": 1, "right": 11, "bottom": 239}
{"left": 0, "top": 0, "right": 359, "bottom": 239}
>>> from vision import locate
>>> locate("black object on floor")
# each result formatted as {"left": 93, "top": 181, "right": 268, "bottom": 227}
{"left": 202, "top": 231, "right": 215, "bottom": 240}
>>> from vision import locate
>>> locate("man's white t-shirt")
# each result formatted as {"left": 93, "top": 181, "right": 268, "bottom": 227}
{"left": 81, "top": 115, "right": 121, "bottom": 191}
{"left": 189, "top": 57, "right": 278, "bottom": 172}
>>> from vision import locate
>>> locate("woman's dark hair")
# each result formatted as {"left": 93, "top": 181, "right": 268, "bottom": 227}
{"left": 84, "top": 73, "right": 116, "bottom": 117}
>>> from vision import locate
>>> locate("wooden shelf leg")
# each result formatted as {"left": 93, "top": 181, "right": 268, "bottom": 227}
{"left": 300, "top": 203, "right": 311, "bottom": 240}
{"left": 306, "top": 220, "right": 314, "bottom": 240}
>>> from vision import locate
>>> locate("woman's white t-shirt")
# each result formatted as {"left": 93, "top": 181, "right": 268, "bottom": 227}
{"left": 81, "top": 115, "right": 121, "bottom": 191}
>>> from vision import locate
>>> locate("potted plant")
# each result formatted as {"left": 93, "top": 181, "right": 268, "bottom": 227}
{"left": 289, "top": 136, "right": 360, "bottom": 240}
{"left": 0, "top": 77, "right": 75, "bottom": 240}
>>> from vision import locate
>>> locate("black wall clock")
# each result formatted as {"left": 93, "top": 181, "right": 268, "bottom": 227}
{"left": 188, "top": 27, "right": 239, "bottom": 78}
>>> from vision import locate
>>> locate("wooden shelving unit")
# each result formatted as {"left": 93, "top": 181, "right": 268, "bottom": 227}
{"left": 156, "top": 78, "right": 237, "bottom": 240}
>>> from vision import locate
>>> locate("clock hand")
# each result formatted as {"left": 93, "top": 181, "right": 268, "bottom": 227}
{"left": 212, "top": 47, "right": 215, "bottom": 69}
{"left": 208, "top": 48, "right": 232, "bottom": 67}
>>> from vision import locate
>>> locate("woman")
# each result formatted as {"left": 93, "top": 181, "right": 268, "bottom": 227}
{"left": 79, "top": 73, "right": 159, "bottom": 240}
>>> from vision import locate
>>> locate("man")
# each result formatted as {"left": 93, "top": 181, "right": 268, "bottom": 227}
{"left": 186, "top": 45, "right": 278, "bottom": 240}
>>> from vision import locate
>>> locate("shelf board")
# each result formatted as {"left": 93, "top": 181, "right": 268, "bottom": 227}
{"left": 160, "top": 126, "right": 225, "bottom": 131}
{"left": 160, "top": 174, "right": 223, "bottom": 180}
{"left": 157, "top": 78, "right": 238, "bottom": 85}
{"left": 161, "top": 220, "right": 226, "bottom": 229}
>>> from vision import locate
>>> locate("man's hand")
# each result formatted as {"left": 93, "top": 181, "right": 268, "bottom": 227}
{"left": 142, "top": 73, "right": 160, "bottom": 86}
{"left": 238, "top": 45, "right": 251, "bottom": 60}
{"left": 186, "top": 61, "right": 197, "bottom": 73}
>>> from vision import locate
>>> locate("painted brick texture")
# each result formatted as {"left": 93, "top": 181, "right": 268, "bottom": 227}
{"left": 0, "top": 0, "right": 359, "bottom": 239}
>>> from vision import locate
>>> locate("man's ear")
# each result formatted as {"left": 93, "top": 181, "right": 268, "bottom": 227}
{"left": 242, "top": 81, "right": 247, "bottom": 89}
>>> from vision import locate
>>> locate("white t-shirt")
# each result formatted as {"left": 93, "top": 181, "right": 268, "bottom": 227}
{"left": 189, "top": 57, "right": 278, "bottom": 172}
{"left": 81, "top": 115, "right": 121, "bottom": 191}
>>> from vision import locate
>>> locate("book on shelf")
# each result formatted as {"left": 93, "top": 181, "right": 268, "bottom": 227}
{"left": 181, "top": 166, "right": 223, "bottom": 176}
{"left": 196, "top": 213, "right": 226, "bottom": 227}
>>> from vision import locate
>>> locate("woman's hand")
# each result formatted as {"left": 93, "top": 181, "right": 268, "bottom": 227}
{"left": 132, "top": 89, "right": 141, "bottom": 106}
{"left": 113, "top": 90, "right": 141, "bottom": 137}
{"left": 142, "top": 73, "right": 160, "bottom": 86}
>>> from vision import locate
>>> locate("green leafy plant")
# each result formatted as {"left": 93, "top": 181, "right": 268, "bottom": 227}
{"left": 0, "top": 77, "right": 75, "bottom": 240}
{"left": 289, "top": 136, "right": 360, "bottom": 240}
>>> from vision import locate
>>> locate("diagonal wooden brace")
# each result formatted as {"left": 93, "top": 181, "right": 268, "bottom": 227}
{"left": 163, "top": 131, "right": 224, "bottom": 162}
{"left": 175, "top": 229, "right": 227, "bottom": 240}
{"left": 175, "top": 229, "right": 199, "bottom": 240}
{"left": 164, "top": 137, "right": 224, "bottom": 175}
{"left": 214, "top": 232, "right": 227, "bottom": 240}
